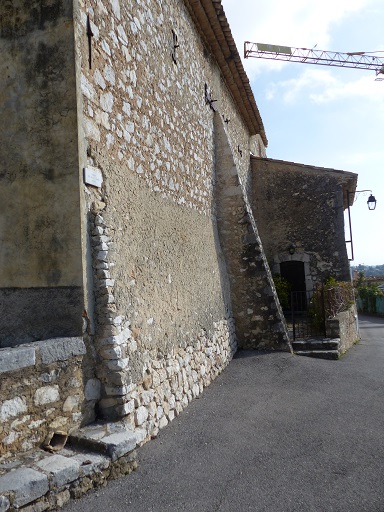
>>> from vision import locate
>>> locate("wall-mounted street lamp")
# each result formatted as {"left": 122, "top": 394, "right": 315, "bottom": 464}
{"left": 367, "top": 193, "right": 377, "bottom": 210}
{"left": 288, "top": 244, "right": 296, "bottom": 255}
{"left": 346, "top": 189, "right": 377, "bottom": 261}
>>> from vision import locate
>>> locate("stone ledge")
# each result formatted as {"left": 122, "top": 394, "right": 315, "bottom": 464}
{"left": 37, "top": 338, "right": 86, "bottom": 365}
{"left": 0, "top": 337, "right": 86, "bottom": 376}
{"left": 68, "top": 422, "right": 146, "bottom": 462}
{"left": 35, "top": 455, "right": 80, "bottom": 489}
{"left": 0, "top": 347, "right": 36, "bottom": 375}
{"left": 294, "top": 349, "right": 340, "bottom": 360}
{"left": 0, "top": 422, "right": 141, "bottom": 511}
{"left": 0, "top": 467, "right": 49, "bottom": 508}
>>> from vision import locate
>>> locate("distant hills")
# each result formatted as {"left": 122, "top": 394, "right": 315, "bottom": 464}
{"left": 352, "top": 264, "right": 384, "bottom": 277}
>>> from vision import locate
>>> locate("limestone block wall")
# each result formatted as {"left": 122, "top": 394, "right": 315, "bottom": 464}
{"left": 0, "top": 337, "right": 98, "bottom": 460}
{"left": 74, "top": 0, "right": 259, "bottom": 216}
{"left": 0, "top": 0, "right": 84, "bottom": 347}
{"left": 83, "top": 168, "right": 237, "bottom": 424}
{"left": 73, "top": 0, "right": 280, "bottom": 430}
{"left": 251, "top": 158, "right": 356, "bottom": 287}
{"left": 0, "top": 0, "right": 278, "bottom": 459}
{"left": 213, "top": 115, "right": 289, "bottom": 350}
{"left": 326, "top": 305, "right": 359, "bottom": 354}
{"left": 0, "top": 0, "right": 284, "bottom": 459}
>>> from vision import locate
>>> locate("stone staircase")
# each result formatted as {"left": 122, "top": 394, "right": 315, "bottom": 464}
{"left": 0, "top": 422, "right": 144, "bottom": 511}
{"left": 292, "top": 338, "right": 341, "bottom": 360}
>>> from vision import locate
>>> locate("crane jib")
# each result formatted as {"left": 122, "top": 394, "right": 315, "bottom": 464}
{"left": 243, "top": 42, "right": 384, "bottom": 76}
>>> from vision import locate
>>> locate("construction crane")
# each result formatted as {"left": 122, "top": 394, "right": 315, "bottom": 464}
{"left": 244, "top": 42, "right": 384, "bottom": 80}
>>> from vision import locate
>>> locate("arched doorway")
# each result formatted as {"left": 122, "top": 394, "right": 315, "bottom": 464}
{"left": 280, "top": 261, "right": 306, "bottom": 311}
{"left": 280, "top": 261, "right": 306, "bottom": 292}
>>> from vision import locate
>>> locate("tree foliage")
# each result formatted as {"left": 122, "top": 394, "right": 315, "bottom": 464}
{"left": 354, "top": 271, "right": 383, "bottom": 314}
{"left": 352, "top": 264, "right": 384, "bottom": 277}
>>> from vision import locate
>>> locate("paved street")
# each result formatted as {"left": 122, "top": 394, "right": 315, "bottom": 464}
{"left": 63, "top": 315, "right": 384, "bottom": 512}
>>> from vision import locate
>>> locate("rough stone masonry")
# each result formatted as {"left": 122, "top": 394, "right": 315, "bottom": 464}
{"left": 0, "top": 0, "right": 290, "bottom": 464}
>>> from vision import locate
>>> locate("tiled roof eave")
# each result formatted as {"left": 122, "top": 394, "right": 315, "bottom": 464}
{"left": 184, "top": 0, "right": 268, "bottom": 146}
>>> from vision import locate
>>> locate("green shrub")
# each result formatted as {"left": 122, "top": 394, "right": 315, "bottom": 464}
{"left": 272, "top": 274, "right": 291, "bottom": 310}
{"left": 357, "top": 283, "right": 383, "bottom": 313}
{"left": 354, "top": 270, "right": 383, "bottom": 314}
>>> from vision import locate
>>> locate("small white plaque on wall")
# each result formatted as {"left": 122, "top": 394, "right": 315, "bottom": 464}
{"left": 84, "top": 166, "right": 103, "bottom": 188}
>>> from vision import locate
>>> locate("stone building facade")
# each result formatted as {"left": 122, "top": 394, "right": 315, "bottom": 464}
{"left": 251, "top": 158, "right": 357, "bottom": 295}
{"left": 0, "top": 0, "right": 291, "bottom": 459}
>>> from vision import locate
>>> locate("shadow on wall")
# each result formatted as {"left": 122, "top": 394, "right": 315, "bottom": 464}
{"left": 212, "top": 113, "right": 290, "bottom": 351}
{"left": 211, "top": 191, "right": 236, "bottom": 348}
{"left": 0, "top": 287, "right": 84, "bottom": 349}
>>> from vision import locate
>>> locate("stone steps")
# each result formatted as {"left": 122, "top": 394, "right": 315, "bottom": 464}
{"left": 294, "top": 349, "right": 340, "bottom": 360}
{"left": 68, "top": 422, "right": 146, "bottom": 461}
{"left": 0, "top": 422, "right": 145, "bottom": 511}
{"left": 292, "top": 338, "right": 341, "bottom": 360}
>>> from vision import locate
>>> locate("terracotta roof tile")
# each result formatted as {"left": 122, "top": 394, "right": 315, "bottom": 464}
{"left": 184, "top": 0, "right": 268, "bottom": 145}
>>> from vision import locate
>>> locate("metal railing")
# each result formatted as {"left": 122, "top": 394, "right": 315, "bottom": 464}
{"left": 289, "top": 290, "right": 326, "bottom": 340}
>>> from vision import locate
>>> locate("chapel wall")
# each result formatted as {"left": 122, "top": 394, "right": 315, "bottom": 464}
{"left": 73, "top": 0, "right": 257, "bottom": 427}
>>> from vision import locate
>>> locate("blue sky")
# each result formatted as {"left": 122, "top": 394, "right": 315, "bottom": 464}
{"left": 221, "top": 0, "right": 384, "bottom": 265}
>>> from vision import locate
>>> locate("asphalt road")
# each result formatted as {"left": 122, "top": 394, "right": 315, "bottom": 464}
{"left": 64, "top": 315, "right": 384, "bottom": 512}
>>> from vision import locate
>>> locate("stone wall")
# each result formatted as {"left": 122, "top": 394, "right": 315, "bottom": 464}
{"left": 74, "top": 0, "right": 258, "bottom": 216}
{"left": 213, "top": 115, "right": 289, "bottom": 350}
{"left": 0, "top": 337, "right": 98, "bottom": 461}
{"left": 0, "top": 0, "right": 290, "bottom": 460}
{"left": 251, "top": 158, "right": 357, "bottom": 289}
{"left": 85, "top": 175, "right": 238, "bottom": 422}
{"left": 325, "top": 304, "right": 359, "bottom": 354}
{"left": 74, "top": 0, "right": 288, "bottom": 426}
{"left": 0, "top": 0, "right": 84, "bottom": 346}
